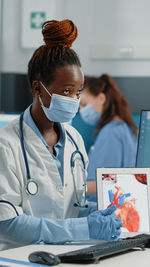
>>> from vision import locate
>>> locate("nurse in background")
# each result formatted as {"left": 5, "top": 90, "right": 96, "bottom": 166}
{"left": 80, "top": 74, "right": 138, "bottom": 202}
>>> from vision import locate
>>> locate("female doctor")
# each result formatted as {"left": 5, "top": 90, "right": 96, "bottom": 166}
{"left": 0, "top": 19, "right": 122, "bottom": 250}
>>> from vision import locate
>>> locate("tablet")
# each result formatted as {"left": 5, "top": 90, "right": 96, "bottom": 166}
{"left": 96, "top": 168, "right": 150, "bottom": 237}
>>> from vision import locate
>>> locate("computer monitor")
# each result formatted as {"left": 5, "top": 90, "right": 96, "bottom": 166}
{"left": 136, "top": 110, "right": 150, "bottom": 167}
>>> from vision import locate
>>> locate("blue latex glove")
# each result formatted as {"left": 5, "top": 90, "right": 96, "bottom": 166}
{"left": 87, "top": 205, "right": 122, "bottom": 242}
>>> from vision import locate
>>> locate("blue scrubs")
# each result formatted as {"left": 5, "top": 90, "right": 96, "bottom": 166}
{"left": 87, "top": 120, "right": 137, "bottom": 202}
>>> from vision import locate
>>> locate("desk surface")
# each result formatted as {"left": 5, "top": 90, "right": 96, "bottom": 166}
{"left": 0, "top": 243, "right": 149, "bottom": 267}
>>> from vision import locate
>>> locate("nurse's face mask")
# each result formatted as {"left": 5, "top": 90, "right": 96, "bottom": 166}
{"left": 39, "top": 81, "right": 79, "bottom": 123}
{"left": 80, "top": 104, "right": 102, "bottom": 126}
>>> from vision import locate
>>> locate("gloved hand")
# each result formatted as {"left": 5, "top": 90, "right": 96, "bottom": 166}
{"left": 87, "top": 205, "right": 122, "bottom": 242}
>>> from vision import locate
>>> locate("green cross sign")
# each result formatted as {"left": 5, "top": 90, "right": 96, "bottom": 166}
{"left": 30, "top": 12, "right": 46, "bottom": 29}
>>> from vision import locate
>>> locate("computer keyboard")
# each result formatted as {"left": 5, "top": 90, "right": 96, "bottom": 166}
{"left": 58, "top": 234, "right": 150, "bottom": 263}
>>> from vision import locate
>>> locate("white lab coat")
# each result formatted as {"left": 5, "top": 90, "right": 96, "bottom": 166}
{"left": 0, "top": 118, "right": 88, "bottom": 222}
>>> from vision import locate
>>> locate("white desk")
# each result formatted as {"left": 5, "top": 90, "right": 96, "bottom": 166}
{"left": 0, "top": 243, "right": 150, "bottom": 267}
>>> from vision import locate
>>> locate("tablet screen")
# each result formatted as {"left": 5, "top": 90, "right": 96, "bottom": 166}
{"left": 101, "top": 173, "right": 149, "bottom": 233}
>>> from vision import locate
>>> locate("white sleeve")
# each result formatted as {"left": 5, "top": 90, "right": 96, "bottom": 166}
{"left": 0, "top": 144, "right": 23, "bottom": 221}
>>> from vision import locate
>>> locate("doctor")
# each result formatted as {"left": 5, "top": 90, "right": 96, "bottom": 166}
{"left": 0, "top": 19, "right": 122, "bottom": 250}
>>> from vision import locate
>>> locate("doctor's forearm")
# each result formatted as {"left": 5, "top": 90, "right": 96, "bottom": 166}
{"left": 0, "top": 214, "right": 89, "bottom": 246}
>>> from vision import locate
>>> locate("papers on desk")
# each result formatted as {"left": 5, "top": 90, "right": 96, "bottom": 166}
{"left": 0, "top": 256, "right": 49, "bottom": 267}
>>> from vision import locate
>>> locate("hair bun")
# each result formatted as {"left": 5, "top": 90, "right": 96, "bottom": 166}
{"left": 42, "top": 19, "right": 78, "bottom": 48}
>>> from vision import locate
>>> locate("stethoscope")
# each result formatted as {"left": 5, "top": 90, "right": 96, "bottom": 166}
{"left": 19, "top": 113, "right": 88, "bottom": 208}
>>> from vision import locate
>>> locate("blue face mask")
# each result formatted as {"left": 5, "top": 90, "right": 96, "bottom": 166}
{"left": 80, "top": 104, "right": 102, "bottom": 126}
{"left": 39, "top": 82, "right": 79, "bottom": 123}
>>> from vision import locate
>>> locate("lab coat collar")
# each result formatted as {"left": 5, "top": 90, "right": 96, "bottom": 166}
{"left": 23, "top": 105, "right": 65, "bottom": 150}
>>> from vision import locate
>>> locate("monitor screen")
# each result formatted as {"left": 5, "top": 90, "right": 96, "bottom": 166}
{"left": 136, "top": 110, "right": 150, "bottom": 167}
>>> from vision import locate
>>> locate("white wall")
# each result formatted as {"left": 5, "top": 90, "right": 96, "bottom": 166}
{"left": 2, "top": 0, "right": 32, "bottom": 73}
{"left": 1, "top": 0, "right": 65, "bottom": 73}
{"left": 63, "top": 0, "right": 150, "bottom": 76}
{"left": 2, "top": 0, "right": 150, "bottom": 76}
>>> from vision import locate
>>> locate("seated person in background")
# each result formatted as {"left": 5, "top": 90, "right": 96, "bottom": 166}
{"left": 80, "top": 74, "right": 138, "bottom": 202}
